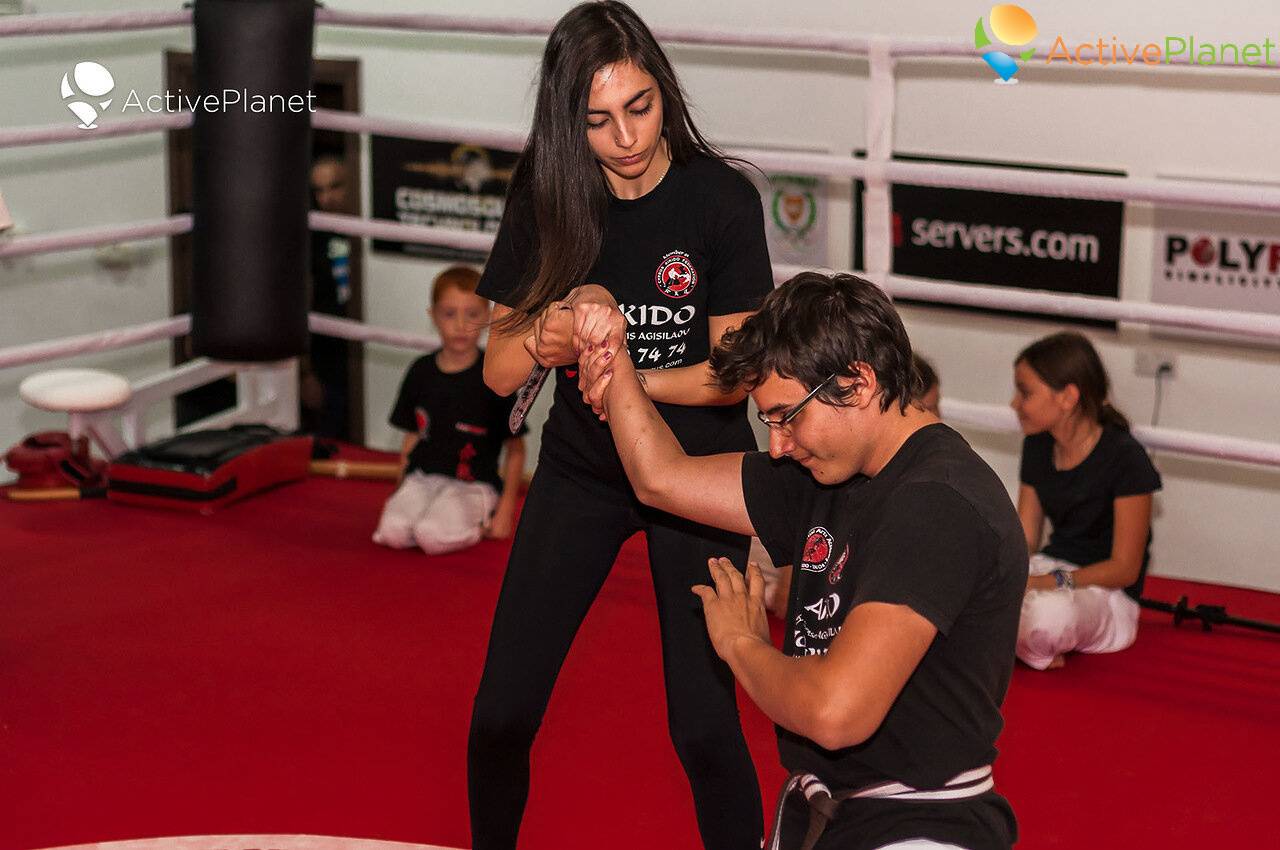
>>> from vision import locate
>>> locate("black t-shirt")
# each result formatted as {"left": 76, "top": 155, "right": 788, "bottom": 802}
{"left": 388, "top": 351, "right": 524, "bottom": 490}
{"left": 477, "top": 154, "right": 774, "bottom": 485}
{"left": 742, "top": 424, "right": 1025, "bottom": 849}
{"left": 1020, "top": 425, "right": 1162, "bottom": 599}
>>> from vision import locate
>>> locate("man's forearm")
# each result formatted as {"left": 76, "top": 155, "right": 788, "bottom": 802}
{"left": 722, "top": 635, "right": 830, "bottom": 744}
{"left": 600, "top": 357, "right": 690, "bottom": 502}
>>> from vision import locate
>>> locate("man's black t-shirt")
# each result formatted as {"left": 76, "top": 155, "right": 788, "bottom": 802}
{"left": 742, "top": 424, "right": 1026, "bottom": 850}
{"left": 389, "top": 351, "right": 524, "bottom": 491}
{"left": 477, "top": 155, "right": 774, "bottom": 484}
{"left": 1020, "top": 425, "right": 1162, "bottom": 599}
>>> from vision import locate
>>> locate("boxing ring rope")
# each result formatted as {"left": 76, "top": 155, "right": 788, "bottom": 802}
{"left": 0, "top": 113, "right": 192, "bottom": 149}
{"left": 940, "top": 399, "right": 1280, "bottom": 468}
{"left": 311, "top": 108, "right": 1280, "bottom": 213}
{"left": 0, "top": 316, "right": 190, "bottom": 371}
{"left": 0, "top": 214, "right": 191, "bottom": 260}
{"left": 0, "top": 10, "right": 189, "bottom": 37}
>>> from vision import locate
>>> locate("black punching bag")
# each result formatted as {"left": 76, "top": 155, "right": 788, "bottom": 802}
{"left": 191, "top": 0, "right": 314, "bottom": 361}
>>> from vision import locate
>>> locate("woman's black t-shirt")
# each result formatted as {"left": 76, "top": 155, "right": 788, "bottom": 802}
{"left": 1019, "top": 425, "right": 1162, "bottom": 598}
{"left": 477, "top": 154, "right": 775, "bottom": 485}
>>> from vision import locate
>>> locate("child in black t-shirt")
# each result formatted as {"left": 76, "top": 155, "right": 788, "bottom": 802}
{"left": 1010, "top": 331, "right": 1162, "bottom": 670}
{"left": 372, "top": 266, "right": 526, "bottom": 555}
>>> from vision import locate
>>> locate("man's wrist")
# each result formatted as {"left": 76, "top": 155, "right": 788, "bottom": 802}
{"left": 723, "top": 630, "right": 770, "bottom": 668}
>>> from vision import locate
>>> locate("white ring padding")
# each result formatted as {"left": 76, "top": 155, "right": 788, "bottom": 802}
{"left": 0, "top": 315, "right": 190, "bottom": 370}
{"left": 868, "top": 270, "right": 1280, "bottom": 342}
{"left": 309, "top": 210, "right": 494, "bottom": 253}
{"left": 311, "top": 10, "right": 1280, "bottom": 72}
{"left": 0, "top": 113, "right": 192, "bottom": 150}
{"left": 861, "top": 36, "right": 895, "bottom": 276}
{"left": 32, "top": 836, "right": 461, "bottom": 850}
{"left": 941, "top": 398, "right": 1280, "bottom": 469}
{"left": 19, "top": 368, "right": 133, "bottom": 413}
{"left": 0, "top": 214, "right": 192, "bottom": 260}
{"left": 309, "top": 312, "right": 440, "bottom": 351}
{"left": 312, "top": 109, "right": 1280, "bottom": 215}
{"left": 305, "top": 214, "right": 1280, "bottom": 343}
{"left": 0, "top": 10, "right": 190, "bottom": 37}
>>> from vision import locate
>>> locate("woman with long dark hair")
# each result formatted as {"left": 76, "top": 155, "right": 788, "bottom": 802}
{"left": 468, "top": 3, "right": 772, "bottom": 848}
{"left": 1010, "top": 331, "right": 1162, "bottom": 670}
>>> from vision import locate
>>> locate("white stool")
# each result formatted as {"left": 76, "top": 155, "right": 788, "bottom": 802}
{"left": 19, "top": 368, "right": 133, "bottom": 459}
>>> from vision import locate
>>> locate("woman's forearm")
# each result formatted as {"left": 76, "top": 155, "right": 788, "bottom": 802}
{"left": 484, "top": 319, "right": 539, "bottom": 396}
{"left": 640, "top": 361, "right": 748, "bottom": 406}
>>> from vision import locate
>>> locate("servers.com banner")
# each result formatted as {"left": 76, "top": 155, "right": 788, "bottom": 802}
{"left": 371, "top": 135, "right": 518, "bottom": 262}
{"left": 854, "top": 154, "right": 1125, "bottom": 324}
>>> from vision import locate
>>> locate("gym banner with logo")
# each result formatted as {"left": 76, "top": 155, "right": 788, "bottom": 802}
{"left": 1152, "top": 206, "right": 1280, "bottom": 318}
{"left": 853, "top": 153, "right": 1125, "bottom": 325}
{"left": 750, "top": 172, "right": 829, "bottom": 268}
{"left": 371, "top": 135, "right": 518, "bottom": 262}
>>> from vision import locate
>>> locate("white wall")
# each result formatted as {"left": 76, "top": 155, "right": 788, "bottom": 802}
{"left": 2, "top": 1, "right": 1279, "bottom": 592}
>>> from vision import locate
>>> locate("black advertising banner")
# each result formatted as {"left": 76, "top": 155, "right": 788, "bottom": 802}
{"left": 854, "top": 153, "right": 1125, "bottom": 326}
{"left": 371, "top": 135, "right": 519, "bottom": 261}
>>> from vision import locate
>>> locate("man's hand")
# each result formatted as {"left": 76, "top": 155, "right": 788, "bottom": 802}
{"left": 577, "top": 334, "right": 634, "bottom": 420}
{"left": 691, "top": 557, "right": 772, "bottom": 663}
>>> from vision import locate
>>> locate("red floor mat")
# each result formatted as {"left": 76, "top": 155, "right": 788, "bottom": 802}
{"left": 2, "top": 460, "right": 1277, "bottom": 849}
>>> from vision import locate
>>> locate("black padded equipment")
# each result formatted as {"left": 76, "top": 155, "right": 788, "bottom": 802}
{"left": 191, "top": 0, "right": 315, "bottom": 361}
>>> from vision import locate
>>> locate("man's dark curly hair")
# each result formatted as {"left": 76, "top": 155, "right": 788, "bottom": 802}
{"left": 710, "top": 271, "right": 921, "bottom": 413}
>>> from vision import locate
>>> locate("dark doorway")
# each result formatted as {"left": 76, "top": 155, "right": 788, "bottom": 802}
{"left": 164, "top": 51, "right": 366, "bottom": 443}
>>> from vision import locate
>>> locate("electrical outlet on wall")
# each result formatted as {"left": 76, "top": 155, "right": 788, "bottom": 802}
{"left": 1135, "top": 350, "right": 1176, "bottom": 378}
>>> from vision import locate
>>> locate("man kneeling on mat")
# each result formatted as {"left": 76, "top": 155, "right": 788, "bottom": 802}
{"left": 572, "top": 272, "right": 1025, "bottom": 850}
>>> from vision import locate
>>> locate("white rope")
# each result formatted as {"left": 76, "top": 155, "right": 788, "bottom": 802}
{"left": 876, "top": 271, "right": 1280, "bottom": 341}
{"left": 308, "top": 217, "right": 1280, "bottom": 344}
{"left": 309, "top": 313, "right": 440, "bottom": 352}
{"left": 308, "top": 211, "right": 494, "bottom": 254}
{"left": 0, "top": 113, "right": 193, "bottom": 149}
{"left": 862, "top": 37, "right": 895, "bottom": 277}
{"left": 0, "top": 214, "right": 192, "bottom": 260}
{"left": 0, "top": 6, "right": 1266, "bottom": 77}
{"left": 0, "top": 315, "right": 189, "bottom": 370}
{"left": 311, "top": 10, "right": 1280, "bottom": 73}
{"left": 942, "top": 398, "right": 1280, "bottom": 469}
{"left": 314, "top": 110, "right": 1280, "bottom": 214}
{"left": 314, "top": 8, "right": 874, "bottom": 56}
{"left": 312, "top": 108, "right": 524, "bottom": 152}
{"left": 0, "top": 10, "right": 190, "bottom": 37}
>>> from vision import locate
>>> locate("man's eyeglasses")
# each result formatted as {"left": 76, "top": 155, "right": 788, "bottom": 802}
{"left": 756, "top": 372, "right": 838, "bottom": 432}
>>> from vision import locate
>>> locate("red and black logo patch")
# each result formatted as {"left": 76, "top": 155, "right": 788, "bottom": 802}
{"left": 655, "top": 250, "right": 698, "bottom": 299}
{"left": 414, "top": 407, "right": 430, "bottom": 439}
{"left": 800, "top": 526, "right": 835, "bottom": 573}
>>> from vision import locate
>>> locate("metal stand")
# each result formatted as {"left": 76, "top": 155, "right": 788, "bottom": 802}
{"left": 1139, "top": 595, "right": 1280, "bottom": 635}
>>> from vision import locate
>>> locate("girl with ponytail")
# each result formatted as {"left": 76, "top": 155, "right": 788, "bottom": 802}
{"left": 1009, "top": 331, "right": 1162, "bottom": 670}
